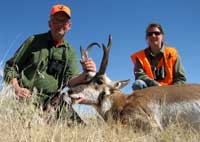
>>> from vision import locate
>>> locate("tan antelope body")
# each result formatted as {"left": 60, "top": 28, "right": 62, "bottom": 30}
{"left": 119, "top": 84, "right": 200, "bottom": 130}
{"left": 46, "top": 35, "right": 200, "bottom": 130}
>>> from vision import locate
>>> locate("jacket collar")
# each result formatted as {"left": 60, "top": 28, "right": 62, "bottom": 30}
{"left": 47, "top": 31, "right": 68, "bottom": 48}
{"left": 146, "top": 43, "right": 166, "bottom": 57}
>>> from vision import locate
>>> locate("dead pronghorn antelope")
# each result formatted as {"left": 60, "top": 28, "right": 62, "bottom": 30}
{"left": 46, "top": 35, "right": 200, "bottom": 130}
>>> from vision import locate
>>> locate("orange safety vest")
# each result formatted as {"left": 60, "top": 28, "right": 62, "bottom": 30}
{"left": 131, "top": 47, "right": 178, "bottom": 85}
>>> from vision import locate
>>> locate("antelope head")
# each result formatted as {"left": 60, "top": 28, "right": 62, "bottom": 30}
{"left": 68, "top": 35, "right": 130, "bottom": 116}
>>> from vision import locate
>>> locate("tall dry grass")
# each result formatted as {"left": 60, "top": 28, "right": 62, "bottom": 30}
{"left": 0, "top": 85, "right": 199, "bottom": 142}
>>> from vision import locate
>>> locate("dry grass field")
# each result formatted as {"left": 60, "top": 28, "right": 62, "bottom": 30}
{"left": 0, "top": 85, "right": 199, "bottom": 142}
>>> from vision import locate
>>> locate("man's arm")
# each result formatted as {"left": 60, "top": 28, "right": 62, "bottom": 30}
{"left": 4, "top": 36, "right": 34, "bottom": 98}
{"left": 68, "top": 58, "right": 96, "bottom": 87}
{"left": 63, "top": 45, "right": 96, "bottom": 87}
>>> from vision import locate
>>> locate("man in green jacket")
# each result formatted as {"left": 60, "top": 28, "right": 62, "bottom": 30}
{"left": 4, "top": 4, "right": 96, "bottom": 106}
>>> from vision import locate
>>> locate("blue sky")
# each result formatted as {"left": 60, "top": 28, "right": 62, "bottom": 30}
{"left": 0, "top": 0, "right": 200, "bottom": 93}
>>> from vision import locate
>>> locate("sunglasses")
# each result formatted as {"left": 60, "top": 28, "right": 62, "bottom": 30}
{"left": 147, "top": 31, "right": 161, "bottom": 36}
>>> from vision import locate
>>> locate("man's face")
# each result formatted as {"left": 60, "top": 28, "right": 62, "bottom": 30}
{"left": 49, "top": 11, "right": 71, "bottom": 41}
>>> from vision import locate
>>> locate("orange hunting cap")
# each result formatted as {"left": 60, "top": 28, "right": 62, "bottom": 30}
{"left": 50, "top": 4, "right": 71, "bottom": 18}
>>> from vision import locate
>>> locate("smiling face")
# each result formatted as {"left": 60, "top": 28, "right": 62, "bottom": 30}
{"left": 49, "top": 11, "right": 71, "bottom": 41}
{"left": 146, "top": 26, "right": 164, "bottom": 49}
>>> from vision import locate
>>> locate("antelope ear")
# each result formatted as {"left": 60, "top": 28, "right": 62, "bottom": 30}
{"left": 113, "top": 79, "right": 130, "bottom": 89}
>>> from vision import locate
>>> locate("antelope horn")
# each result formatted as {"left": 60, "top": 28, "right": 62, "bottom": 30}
{"left": 80, "top": 42, "right": 101, "bottom": 60}
{"left": 98, "top": 35, "right": 112, "bottom": 75}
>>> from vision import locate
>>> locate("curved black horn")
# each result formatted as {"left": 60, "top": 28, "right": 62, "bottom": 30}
{"left": 86, "top": 42, "right": 101, "bottom": 52}
{"left": 80, "top": 42, "right": 101, "bottom": 60}
{"left": 98, "top": 35, "right": 112, "bottom": 75}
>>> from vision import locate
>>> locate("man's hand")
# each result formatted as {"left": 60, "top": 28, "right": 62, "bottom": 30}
{"left": 80, "top": 58, "right": 96, "bottom": 72}
{"left": 68, "top": 58, "right": 96, "bottom": 87}
{"left": 11, "top": 78, "right": 31, "bottom": 98}
{"left": 15, "top": 87, "right": 31, "bottom": 98}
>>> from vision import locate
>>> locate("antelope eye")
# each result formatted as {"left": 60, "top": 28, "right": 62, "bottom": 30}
{"left": 96, "top": 78, "right": 103, "bottom": 85}
{"left": 67, "top": 89, "right": 73, "bottom": 94}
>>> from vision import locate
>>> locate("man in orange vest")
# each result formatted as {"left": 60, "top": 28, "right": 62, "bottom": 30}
{"left": 130, "top": 23, "right": 186, "bottom": 90}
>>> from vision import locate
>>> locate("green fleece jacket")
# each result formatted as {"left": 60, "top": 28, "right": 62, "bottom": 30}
{"left": 4, "top": 31, "right": 80, "bottom": 94}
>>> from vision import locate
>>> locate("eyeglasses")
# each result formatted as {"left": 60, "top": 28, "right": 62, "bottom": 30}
{"left": 147, "top": 31, "right": 161, "bottom": 36}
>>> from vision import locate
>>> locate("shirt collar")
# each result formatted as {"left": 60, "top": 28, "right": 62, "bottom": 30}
{"left": 146, "top": 43, "right": 165, "bottom": 56}
{"left": 47, "top": 31, "right": 67, "bottom": 47}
